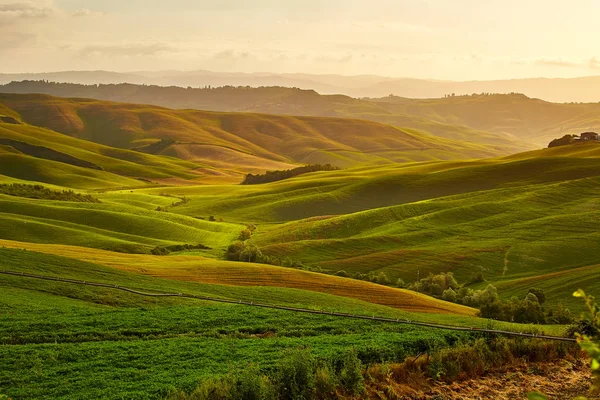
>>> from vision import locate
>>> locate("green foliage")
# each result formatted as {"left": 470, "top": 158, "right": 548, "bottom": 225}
{"left": 479, "top": 292, "right": 573, "bottom": 325}
{"left": 548, "top": 134, "right": 577, "bottom": 148}
{"left": 528, "top": 288, "right": 547, "bottom": 305}
{"left": 239, "top": 229, "right": 252, "bottom": 241}
{"left": 241, "top": 164, "right": 341, "bottom": 185}
{"left": 274, "top": 349, "right": 316, "bottom": 400}
{"left": 0, "top": 183, "right": 100, "bottom": 203}
{"left": 573, "top": 290, "right": 600, "bottom": 388}
{"left": 165, "top": 366, "right": 275, "bottom": 400}
{"left": 337, "top": 348, "right": 364, "bottom": 395}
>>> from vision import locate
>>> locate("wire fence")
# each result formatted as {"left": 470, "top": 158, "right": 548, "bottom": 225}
{"left": 0, "top": 269, "right": 577, "bottom": 343}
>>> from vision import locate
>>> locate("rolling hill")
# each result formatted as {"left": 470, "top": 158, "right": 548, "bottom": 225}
{"left": 7, "top": 81, "right": 600, "bottom": 149}
{"left": 0, "top": 93, "right": 517, "bottom": 173}
{"left": 0, "top": 83, "right": 537, "bottom": 154}
{"left": 370, "top": 93, "right": 600, "bottom": 146}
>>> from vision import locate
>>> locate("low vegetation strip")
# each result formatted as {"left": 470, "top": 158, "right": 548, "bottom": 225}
{"left": 0, "top": 183, "right": 101, "bottom": 203}
{"left": 241, "top": 164, "right": 341, "bottom": 185}
{"left": 0, "top": 270, "right": 576, "bottom": 342}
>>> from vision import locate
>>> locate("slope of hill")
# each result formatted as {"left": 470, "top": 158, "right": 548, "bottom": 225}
{"left": 371, "top": 93, "right": 600, "bottom": 146}
{"left": 0, "top": 93, "right": 514, "bottom": 169}
{"left": 249, "top": 174, "right": 600, "bottom": 310}
{"left": 0, "top": 119, "right": 225, "bottom": 187}
{"left": 0, "top": 240, "right": 474, "bottom": 316}
{"left": 0, "top": 192, "right": 243, "bottom": 254}
{"left": 129, "top": 143, "right": 600, "bottom": 224}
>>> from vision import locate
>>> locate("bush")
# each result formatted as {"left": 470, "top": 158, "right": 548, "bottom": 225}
{"left": 337, "top": 349, "right": 364, "bottom": 395}
{"left": 241, "top": 164, "right": 340, "bottom": 185}
{"left": 151, "top": 246, "right": 170, "bottom": 256}
{"left": 165, "top": 365, "right": 274, "bottom": 400}
{"left": 225, "top": 242, "right": 246, "bottom": 261}
{"left": 0, "top": 183, "right": 101, "bottom": 203}
{"left": 238, "top": 229, "right": 252, "bottom": 241}
{"left": 395, "top": 278, "right": 405, "bottom": 288}
{"left": 274, "top": 349, "right": 316, "bottom": 400}
{"left": 314, "top": 364, "right": 336, "bottom": 400}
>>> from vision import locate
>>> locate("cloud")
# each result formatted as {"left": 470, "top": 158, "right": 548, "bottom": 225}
{"left": 213, "top": 50, "right": 251, "bottom": 60}
{"left": 588, "top": 57, "right": 600, "bottom": 70}
{"left": 72, "top": 8, "right": 103, "bottom": 17}
{"left": 0, "top": 1, "right": 56, "bottom": 19}
{"left": 535, "top": 58, "right": 580, "bottom": 68}
{"left": 79, "top": 43, "right": 176, "bottom": 57}
{"left": 315, "top": 53, "right": 354, "bottom": 64}
{"left": 0, "top": 31, "right": 37, "bottom": 50}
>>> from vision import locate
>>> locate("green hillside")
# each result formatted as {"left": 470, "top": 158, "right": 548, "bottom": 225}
{"left": 130, "top": 144, "right": 600, "bottom": 223}
{"left": 251, "top": 174, "right": 600, "bottom": 310}
{"left": 0, "top": 192, "right": 242, "bottom": 254}
{"left": 0, "top": 120, "right": 222, "bottom": 188}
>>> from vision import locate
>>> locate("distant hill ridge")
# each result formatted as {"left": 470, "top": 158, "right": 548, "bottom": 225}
{"left": 2, "top": 70, "right": 600, "bottom": 102}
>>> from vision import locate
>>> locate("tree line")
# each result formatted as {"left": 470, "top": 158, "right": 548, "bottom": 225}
{"left": 0, "top": 183, "right": 101, "bottom": 203}
{"left": 241, "top": 164, "right": 340, "bottom": 185}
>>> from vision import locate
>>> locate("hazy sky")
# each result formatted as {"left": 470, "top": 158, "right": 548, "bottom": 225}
{"left": 2, "top": 0, "right": 600, "bottom": 80}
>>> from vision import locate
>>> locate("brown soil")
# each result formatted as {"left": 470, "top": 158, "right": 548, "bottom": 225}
{"left": 365, "top": 359, "right": 598, "bottom": 400}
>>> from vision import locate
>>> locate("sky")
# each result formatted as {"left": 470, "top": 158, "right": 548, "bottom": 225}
{"left": 1, "top": 0, "right": 600, "bottom": 80}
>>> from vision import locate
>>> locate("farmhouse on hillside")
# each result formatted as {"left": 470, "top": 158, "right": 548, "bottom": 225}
{"left": 574, "top": 132, "right": 600, "bottom": 142}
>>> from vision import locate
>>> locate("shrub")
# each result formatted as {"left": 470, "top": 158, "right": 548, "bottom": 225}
{"left": 314, "top": 364, "right": 337, "bottom": 400}
{"left": 527, "top": 288, "right": 547, "bottom": 305}
{"left": 573, "top": 290, "right": 600, "bottom": 388}
{"left": 0, "top": 183, "right": 101, "bottom": 203}
{"left": 225, "top": 242, "right": 246, "bottom": 261}
{"left": 238, "top": 229, "right": 252, "bottom": 241}
{"left": 274, "top": 349, "right": 316, "bottom": 400}
{"left": 241, "top": 164, "right": 340, "bottom": 185}
{"left": 151, "top": 246, "right": 170, "bottom": 256}
{"left": 395, "top": 278, "right": 405, "bottom": 288}
{"left": 442, "top": 288, "right": 457, "bottom": 303}
{"left": 337, "top": 349, "right": 364, "bottom": 395}
{"left": 165, "top": 365, "right": 275, "bottom": 400}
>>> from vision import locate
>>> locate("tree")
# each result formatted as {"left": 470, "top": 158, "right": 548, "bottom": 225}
{"left": 225, "top": 241, "right": 246, "bottom": 261}
{"left": 548, "top": 134, "right": 576, "bottom": 148}
{"left": 240, "top": 244, "right": 263, "bottom": 263}
{"left": 527, "top": 288, "right": 546, "bottom": 305}
{"left": 238, "top": 229, "right": 252, "bottom": 241}
{"left": 442, "top": 288, "right": 457, "bottom": 303}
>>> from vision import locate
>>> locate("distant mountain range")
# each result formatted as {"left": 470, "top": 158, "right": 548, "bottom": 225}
{"left": 2, "top": 70, "right": 600, "bottom": 103}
